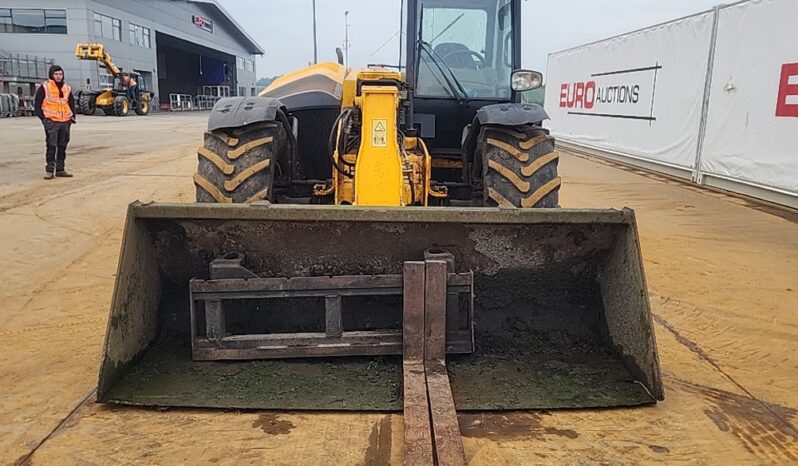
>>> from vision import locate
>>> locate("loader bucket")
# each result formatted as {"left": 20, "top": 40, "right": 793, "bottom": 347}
{"left": 97, "top": 203, "right": 663, "bottom": 410}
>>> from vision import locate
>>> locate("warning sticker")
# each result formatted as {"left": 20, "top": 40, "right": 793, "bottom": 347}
{"left": 372, "top": 119, "right": 388, "bottom": 148}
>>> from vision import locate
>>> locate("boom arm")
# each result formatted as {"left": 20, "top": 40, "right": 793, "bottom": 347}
{"left": 75, "top": 43, "right": 121, "bottom": 77}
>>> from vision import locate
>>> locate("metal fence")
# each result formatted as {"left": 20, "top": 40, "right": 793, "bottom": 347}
{"left": 0, "top": 53, "right": 54, "bottom": 80}
{"left": 167, "top": 93, "right": 223, "bottom": 112}
{"left": 195, "top": 95, "right": 222, "bottom": 111}
{"left": 169, "top": 94, "right": 195, "bottom": 111}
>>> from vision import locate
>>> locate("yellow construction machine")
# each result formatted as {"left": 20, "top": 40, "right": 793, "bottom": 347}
{"left": 97, "top": 0, "right": 662, "bottom": 462}
{"left": 74, "top": 43, "right": 153, "bottom": 116}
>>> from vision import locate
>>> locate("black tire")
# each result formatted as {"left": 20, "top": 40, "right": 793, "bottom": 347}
{"left": 134, "top": 97, "right": 150, "bottom": 116}
{"left": 113, "top": 96, "right": 130, "bottom": 116}
{"left": 479, "top": 125, "right": 560, "bottom": 208}
{"left": 194, "top": 122, "right": 287, "bottom": 204}
{"left": 79, "top": 93, "right": 96, "bottom": 115}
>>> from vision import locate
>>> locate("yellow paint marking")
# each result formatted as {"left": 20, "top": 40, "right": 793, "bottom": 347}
{"left": 519, "top": 135, "right": 554, "bottom": 150}
{"left": 488, "top": 160, "right": 531, "bottom": 193}
{"left": 521, "top": 151, "right": 560, "bottom": 177}
{"left": 487, "top": 188, "right": 514, "bottom": 207}
{"left": 245, "top": 188, "right": 270, "bottom": 204}
{"left": 193, "top": 173, "right": 232, "bottom": 203}
{"left": 224, "top": 159, "right": 271, "bottom": 192}
{"left": 228, "top": 137, "right": 273, "bottom": 160}
{"left": 197, "top": 147, "right": 235, "bottom": 175}
{"left": 209, "top": 131, "right": 239, "bottom": 147}
{"left": 521, "top": 178, "right": 561, "bottom": 208}
{"left": 486, "top": 139, "right": 529, "bottom": 163}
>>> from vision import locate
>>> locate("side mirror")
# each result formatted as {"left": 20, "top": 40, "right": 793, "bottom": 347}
{"left": 511, "top": 70, "right": 543, "bottom": 92}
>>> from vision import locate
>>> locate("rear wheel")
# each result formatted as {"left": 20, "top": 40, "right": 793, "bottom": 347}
{"left": 113, "top": 96, "right": 130, "bottom": 116}
{"left": 78, "top": 93, "right": 96, "bottom": 115}
{"left": 194, "top": 122, "right": 287, "bottom": 204}
{"left": 479, "top": 125, "right": 560, "bottom": 208}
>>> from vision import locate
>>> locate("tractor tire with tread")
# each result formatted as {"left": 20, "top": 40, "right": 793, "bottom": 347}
{"left": 113, "top": 96, "right": 130, "bottom": 116}
{"left": 479, "top": 125, "right": 561, "bottom": 209}
{"left": 78, "top": 93, "right": 96, "bottom": 115}
{"left": 134, "top": 98, "right": 150, "bottom": 116}
{"left": 194, "top": 122, "right": 287, "bottom": 204}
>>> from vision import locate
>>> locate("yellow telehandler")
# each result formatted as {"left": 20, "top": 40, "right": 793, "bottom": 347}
{"left": 74, "top": 43, "right": 153, "bottom": 116}
{"left": 98, "top": 0, "right": 662, "bottom": 461}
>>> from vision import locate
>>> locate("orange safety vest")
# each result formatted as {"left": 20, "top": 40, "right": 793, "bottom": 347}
{"left": 41, "top": 80, "right": 73, "bottom": 123}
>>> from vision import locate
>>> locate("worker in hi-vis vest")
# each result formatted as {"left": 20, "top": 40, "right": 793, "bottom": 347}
{"left": 34, "top": 65, "right": 76, "bottom": 180}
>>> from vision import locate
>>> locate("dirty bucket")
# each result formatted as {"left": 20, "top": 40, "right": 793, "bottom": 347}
{"left": 97, "top": 203, "right": 662, "bottom": 411}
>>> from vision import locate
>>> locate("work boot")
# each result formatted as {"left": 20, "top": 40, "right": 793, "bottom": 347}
{"left": 56, "top": 171, "right": 74, "bottom": 178}
{"left": 44, "top": 172, "right": 54, "bottom": 180}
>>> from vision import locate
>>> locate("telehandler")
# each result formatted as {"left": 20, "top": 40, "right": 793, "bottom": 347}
{"left": 74, "top": 43, "right": 153, "bottom": 116}
{"left": 98, "top": 1, "right": 662, "bottom": 462}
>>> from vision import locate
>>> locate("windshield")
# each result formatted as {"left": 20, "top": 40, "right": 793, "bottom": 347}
{"left": 416, "top": 0, "right": 513, "bottom": 100}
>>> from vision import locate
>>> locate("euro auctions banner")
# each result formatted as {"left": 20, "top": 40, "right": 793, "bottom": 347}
{"left": 700, "top": 0, "right": 798, "bottom": 194}
{"left": 558, "top": 65, "right": 659, "bottom": 122}
{"left": 545, "top": 12, "right": 715, "bottom": 169}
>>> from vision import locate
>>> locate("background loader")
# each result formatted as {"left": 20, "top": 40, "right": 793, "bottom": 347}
{"left": 74, "top": 43, "right": 153, "bottom": 117}
{"left": 98, "top": 0, "right": 662, "bottom": 462}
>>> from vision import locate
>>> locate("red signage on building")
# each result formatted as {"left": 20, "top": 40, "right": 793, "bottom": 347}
{"left": 192, "top": 15, "right": 213, "bottom": 33}
{"left": 776, "top": 63, "right": 798, "bottom": 117}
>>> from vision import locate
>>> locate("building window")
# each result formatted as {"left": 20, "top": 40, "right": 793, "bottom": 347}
{"left": 0, "top": 9, "right": 67, "bottom": 34}
{"left": 44, "top": 10, "right": 66, "bottom": 34}
{"left": 237, "top": 57, "right": 255, "bottom": 73}
{"left": 251, "top": 88, "right": 257, "bottom": 96}
{"left": 94, "top": 12, "right": 121, "bottom": 41}
{"left": 99, "top": 69, "right": 114, "bottom": 87}
{"left": 11, "top": 9, "right": 44, "bottom": 33}
{"left": 0, "top": 9, "right": 11, "bottom": 33}
{"left": 129, "top": 23, "right": 151, "bottom": 48}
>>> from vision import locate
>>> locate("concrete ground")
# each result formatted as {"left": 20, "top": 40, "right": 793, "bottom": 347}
{"left": 0, "top": 113, "right": 796, "bottom": 465}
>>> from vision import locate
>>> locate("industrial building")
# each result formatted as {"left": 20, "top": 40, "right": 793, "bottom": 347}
{"left": 0, "top": 0, "right": 262, "bottom": 107}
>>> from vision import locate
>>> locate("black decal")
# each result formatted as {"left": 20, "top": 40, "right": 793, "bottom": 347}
{"left": 591, "top": 64, "right": 664, "bottom": 77}
{"left": 568, "top": 111, "right": 656, "bottom": 121}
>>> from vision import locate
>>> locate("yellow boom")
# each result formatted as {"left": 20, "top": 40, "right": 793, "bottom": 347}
{"left": 75, "top": 43, "right": 121, "bottom": 77}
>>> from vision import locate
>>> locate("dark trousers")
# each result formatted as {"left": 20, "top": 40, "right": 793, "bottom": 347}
{"left": 127, "top": 85, "right": 138, "bottom": 104}
{"left": 43, "top": 119, "right": 71, "bottom": 173}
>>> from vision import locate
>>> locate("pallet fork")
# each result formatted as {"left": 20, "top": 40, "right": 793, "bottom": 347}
{"left": 190, "top": 254, "right": 471, "bottom": 464}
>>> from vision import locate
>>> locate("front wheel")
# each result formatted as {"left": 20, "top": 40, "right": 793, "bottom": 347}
{"left": 135, "top": 98, "right": 150, "bottom": 116}
{"left": 478, "top": 125, "right": 561, "bottom": 208}
{"left": 194, "top": 122, "right": 288, "bottom": 204}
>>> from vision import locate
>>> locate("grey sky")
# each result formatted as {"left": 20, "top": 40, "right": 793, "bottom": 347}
{"left": 218, "top": 0, "right": 722, "bottom": 78}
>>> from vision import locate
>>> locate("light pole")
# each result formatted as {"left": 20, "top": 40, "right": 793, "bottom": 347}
{"left": 399, "top": 0, "right": 404, "bottom": 70}
{"left": 344, "top": 10, "right": 350, "bottom": 70}
{"left": 312, "top": 0, "right": 318, "bottom": 64}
